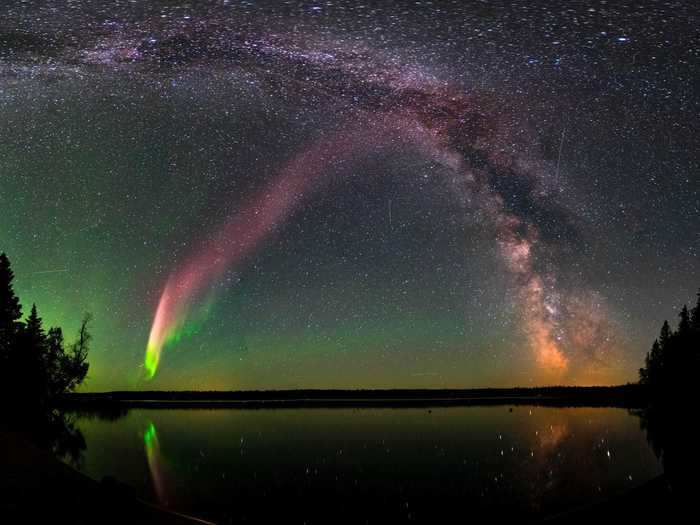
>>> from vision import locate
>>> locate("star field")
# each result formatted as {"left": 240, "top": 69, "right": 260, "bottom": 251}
{"left": 1, "top": 0, "right": 698, "bottom": 390}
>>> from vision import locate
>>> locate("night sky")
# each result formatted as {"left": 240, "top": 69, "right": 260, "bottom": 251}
{"left": 1, "top": 0, "right": 698, "bottom": 391}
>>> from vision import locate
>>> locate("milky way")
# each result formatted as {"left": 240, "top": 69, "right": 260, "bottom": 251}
{"left": 120, "top": 22, "right": 611, "bottom": 379}
{"left": 2, "top": 1, "right": 698, "bottom": 389}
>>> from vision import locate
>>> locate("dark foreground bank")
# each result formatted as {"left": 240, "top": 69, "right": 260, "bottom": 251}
{"left": 0, "top": 430, "right": 213, "bottom": 525}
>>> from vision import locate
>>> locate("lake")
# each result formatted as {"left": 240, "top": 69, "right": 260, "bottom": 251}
{"left": 67, "top": 406, "right": 661, "bottom": 524}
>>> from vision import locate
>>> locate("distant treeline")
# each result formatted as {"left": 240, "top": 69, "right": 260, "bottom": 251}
{"left": 62, "top": 385, "right": 648, "bottom": 409}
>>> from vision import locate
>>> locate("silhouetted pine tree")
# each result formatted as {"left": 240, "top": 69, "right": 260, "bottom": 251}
{"left": 678, "top": 305, "right": 691, "bottom": 334}
{"left": 691, "top": 289, "right": 700, "bottom": 329}
{"left": 659, "top": 320, "right": 672, "bottom": 351}
{"left": 20, "top": 304, "right": 50, "bottom": 406}
{"left": 640, "top": 339, "right": 663, "bottom": 388}
{"left": 25, "top": 304, "right": 46, "bottom": 346}
{"left": 0, "top": 253, "right": 23, "bottom": 385}
{"left": 46, "top": 326, "right": 65, "bottom": 397}
{"left": 0, "top": 253, "right": 22, "bottom": 327}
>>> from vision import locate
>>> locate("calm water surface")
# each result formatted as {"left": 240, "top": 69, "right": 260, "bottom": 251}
{"left": 68, "top": 406, "right": 661, "bottom": 523}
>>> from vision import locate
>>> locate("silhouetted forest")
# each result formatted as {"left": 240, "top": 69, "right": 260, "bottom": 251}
{"left": 0, "top": 253, "right": 90, "bottom": 410}
{"left": 634, "top": 287, "right": 700, "bottom": 505}
{"left": 638, "top": 288, "right": 700, "bottom": 397}
{"left": 0, "top": 252, "right": 91, "bottom": 463}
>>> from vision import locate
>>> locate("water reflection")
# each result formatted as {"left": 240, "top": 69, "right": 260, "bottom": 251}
{"left": 2, "top": 409, "right": 87, "bottom": 469}
{"left": 66, "top": 406, "right": 662, "bottom": 523}
{"left": 143, "top": 421, "right": 171, "bottom": 505}
{"left": 636, "top": 405, "right": 699, "bottom": 503}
